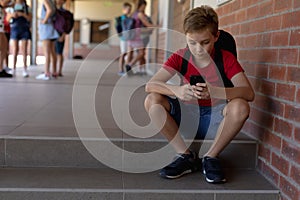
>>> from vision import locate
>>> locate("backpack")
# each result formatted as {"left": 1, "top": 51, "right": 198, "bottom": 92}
{"left": 180, "top": 30, "right": 237, "bottom": 87}
{"left": 115, "top": 15, "right": 123, "bottom": 37}
{"left": 53, "top": 9, "right": 74, "bottom": 34}
{"left": 121, "top": 16, "right": 136, "bottom": 40}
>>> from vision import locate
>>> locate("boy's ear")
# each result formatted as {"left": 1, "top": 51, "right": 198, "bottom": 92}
{"left": 214, "top": 30, "right": 220, "bottom": 43}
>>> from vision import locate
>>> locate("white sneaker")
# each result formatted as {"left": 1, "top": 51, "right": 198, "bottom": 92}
{"left": 23, "top": 70, "right": 29, "bottom": 78}
{"left": 35, "top": 73, "right": 50, "bottom": 80}
{"left": 10, "top": 69, "right": 16, "bottom": 75}
{"left": 4, "top": 67, "right": 11, "bottom": 73}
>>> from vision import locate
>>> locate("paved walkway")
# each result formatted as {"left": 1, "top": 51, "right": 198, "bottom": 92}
{"left": 0, "top": 59, "right": 154, "bottom": 140}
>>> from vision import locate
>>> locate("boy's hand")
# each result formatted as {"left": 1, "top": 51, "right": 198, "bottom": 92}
{"left": 173, "top": 84, "right": 194, "bottom": 101}
{"left": 192, "top": 83, "right": 210, "bottom": 100}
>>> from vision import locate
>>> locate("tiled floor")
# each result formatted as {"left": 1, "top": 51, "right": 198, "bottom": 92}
{"left": 0, "top": 59, "right": 153, "bottom": 139}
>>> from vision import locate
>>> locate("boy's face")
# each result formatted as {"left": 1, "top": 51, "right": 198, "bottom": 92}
{"left": 186, "top": 29, "right": 219, "bottom": 59}
{"left": 123, "top": 6, "right": 131, "bottom": 15}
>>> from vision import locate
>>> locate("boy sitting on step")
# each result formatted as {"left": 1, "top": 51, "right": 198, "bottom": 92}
{"left": 144, "top": 5, "right": 254, "bottom": 183}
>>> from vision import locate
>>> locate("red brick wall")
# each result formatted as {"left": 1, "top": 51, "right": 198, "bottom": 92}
{"left": 217, "top": 1, "right": 300, "bottom": 200}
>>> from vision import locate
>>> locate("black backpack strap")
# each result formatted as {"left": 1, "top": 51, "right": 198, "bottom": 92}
{"left": 180, "top": 48, "right": 190, "bottom": 76}
{"left": 214, "top": 48, "right": 234, "bottom": 88}
{"left": 215, "top": 30, "right": 237, "bottom": 58}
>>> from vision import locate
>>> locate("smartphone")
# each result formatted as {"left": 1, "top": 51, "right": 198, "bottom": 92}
{"left": 190, "top": 75, "right": 205, "bottom": 85}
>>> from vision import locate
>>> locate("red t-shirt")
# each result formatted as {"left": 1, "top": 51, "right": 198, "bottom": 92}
{"left": 163, "top": 47, "right": 244, "bottom": 106}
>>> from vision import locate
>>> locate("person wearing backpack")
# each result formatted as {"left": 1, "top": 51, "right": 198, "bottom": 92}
{"left": 144, "top": 6, "right": 254, "bottom": 184}
{"left": 36, "top": 0, "right": 59, "bottom": 80}
{"left": 54, "top": 0, "right": 69, "bottom": 77}
{"left": 6, "top": 0, "right": 31, "bottom": 77}
{"left": 116, "top": 2, "right": 132, "bottom": 76}
{"left": 125, "top": 0, "right": 154, "bottom": 75}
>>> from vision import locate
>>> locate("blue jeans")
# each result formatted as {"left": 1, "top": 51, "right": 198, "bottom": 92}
{"left": 167, "top": 96, "right": 226, "bottom": 140}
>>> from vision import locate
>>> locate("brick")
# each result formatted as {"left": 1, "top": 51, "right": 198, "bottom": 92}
{"left": 242, "top": 62, "right": 256, "bottom": 76}
{"left": 278, "top": 48, "right": 299, "bottom": 65}
{"left": 247, "top": 5, "right": 260, "bottom": 19}
{"left": 250, "top": 107, "right": 274, "bottom": 130}
{"left": 276, "top": 83, "right": 296, "bottom": 102}
{"left": 222, "top": 2, "right": 233, "bottom": 14}
{"left": 241, "top": 0, "right": 260, "bottom": 8}
{"left": 220, "top": 14, "right": 236, "bottom": 27}
{"left": 260, "top": 49, "right": 278, "bottom": 63}
{"left": 272, "top": 31, "right": 290, "bottom": 47}
{"left": 242, "top": 121, "right": 265, "bottom": 141}
{"left": 274, "top": 0, "right": 293, "bottom": 13}
{"left": 258, "top": 79, "right": 275, "bottom": 96}
{"left": 253, "top": 94, "right": 272, "bottom": 110}
{"left": 240, "top": 22, "right": 251, "bottom": 34}
{"left": 235, "top": 10, "right": 246, "bottom": 22}
{"left": 244, "top": 35, "right": 258, "bottom": 48}
{"left": 265, "top": 15, "right": 282, "bottom": 31}
{"left": 260, "top": 32, "right": 272, "bottom": 47}
{"left": 258, "top": 145, "right": 271, "bottom": 163}
{"left": 258, "top": 159, "right": 280, "bottom": 186}
{"left": 255, "top": 63, "right": 269, "bottom": 78}
{"left": 291, "top": 165, "right": 300, "bottom": 186}
{"left": 282, "top": 139, "right": 300, "bottom": 164}
{"left": 216, "top": 6, "right": 224, "bottom": 16}
{"left": 252, "top": 94, "right": 284, "bottom": 117}
{"left": 280, "top": 176, "right": 300, "bottom": 200}
{"left": 284, "top": 104, "right": 300, "bottom": 123}
{"left": 297, "top": 88, "right": 300, "bottom": 104}
{"left": 274, "top": 118, "right": 293, "bottom": 138}
{"left": 282, "top": 10, "right": 300, "bottom": 28}
{"left": 268, "top": 98, "right": 285, "bottom": 116}
{"left": 231, "top": 0, "right": 241, "bottom": 12}
{"left": 294, "top": 126, "right": 300, "bottom": 143}
{"left": 271, "top": 152, "right": 289, "bottom": 176}
{"left": 269, "top": 65, "right": 287, "bottom": 81}
{"left": 295, "top": 0, "right": 300, "bottom": 8}
{"left": 250, "top": 19, "right": 266, "bottom": 33}
{"left": 290, "top": 29, "right": 300, "bottom": 46}
{"left": 287, "top": 66, "right": 300, "bottom": 84}
{"left": 259, "top": 0, "right": 273, "bottom": 17}
{"left": 228, "top": 24, "right": 240, "bottom": 35}
{"left": 264, "top": 131, "right": 282, "bottom": 151}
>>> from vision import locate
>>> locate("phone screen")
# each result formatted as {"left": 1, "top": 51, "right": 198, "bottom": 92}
{"left": 190, "top": 75, "right": 205, "bottom": 85}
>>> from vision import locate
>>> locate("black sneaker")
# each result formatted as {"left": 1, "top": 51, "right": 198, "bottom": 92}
{"left": 125, "top": 65, "right": 133, "bottom": 76}
{"left": 159, "top": 151, "right": 202, "bottom": 179}
{"left": 0, "top": 70, "right": 13, "bottom": 78}
{"left": 202, "top": 156, "right": 226, "bottom": 183}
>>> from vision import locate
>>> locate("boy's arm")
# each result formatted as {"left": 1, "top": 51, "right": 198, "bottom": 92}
{"left": 145, "top": 68, "right": 195, "bottom": 101}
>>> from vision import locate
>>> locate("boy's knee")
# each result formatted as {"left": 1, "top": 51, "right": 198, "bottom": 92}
{"left": 144, "top": 93, "right": 168, "bottom": 112}
{"left": 224, "top": 98, "right": 250, "bottom": 121}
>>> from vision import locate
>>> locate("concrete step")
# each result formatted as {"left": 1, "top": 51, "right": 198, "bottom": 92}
{"left": 1, "top": 132, "right": 257, "bottom": 169}
{"left": 0, "top": 167, "right": 279, "bottom": 200}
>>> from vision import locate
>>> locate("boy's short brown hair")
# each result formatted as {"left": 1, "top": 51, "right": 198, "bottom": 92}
{"left": 123, "top": 2, "right": 132, "bottom": 8}
{"left": 183, "top": 5, "right": 219, "bottom": 36}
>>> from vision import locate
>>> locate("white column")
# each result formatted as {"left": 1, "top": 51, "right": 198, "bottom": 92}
{"left": 30, "top": 0, "right": 37, "bottom": 65}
